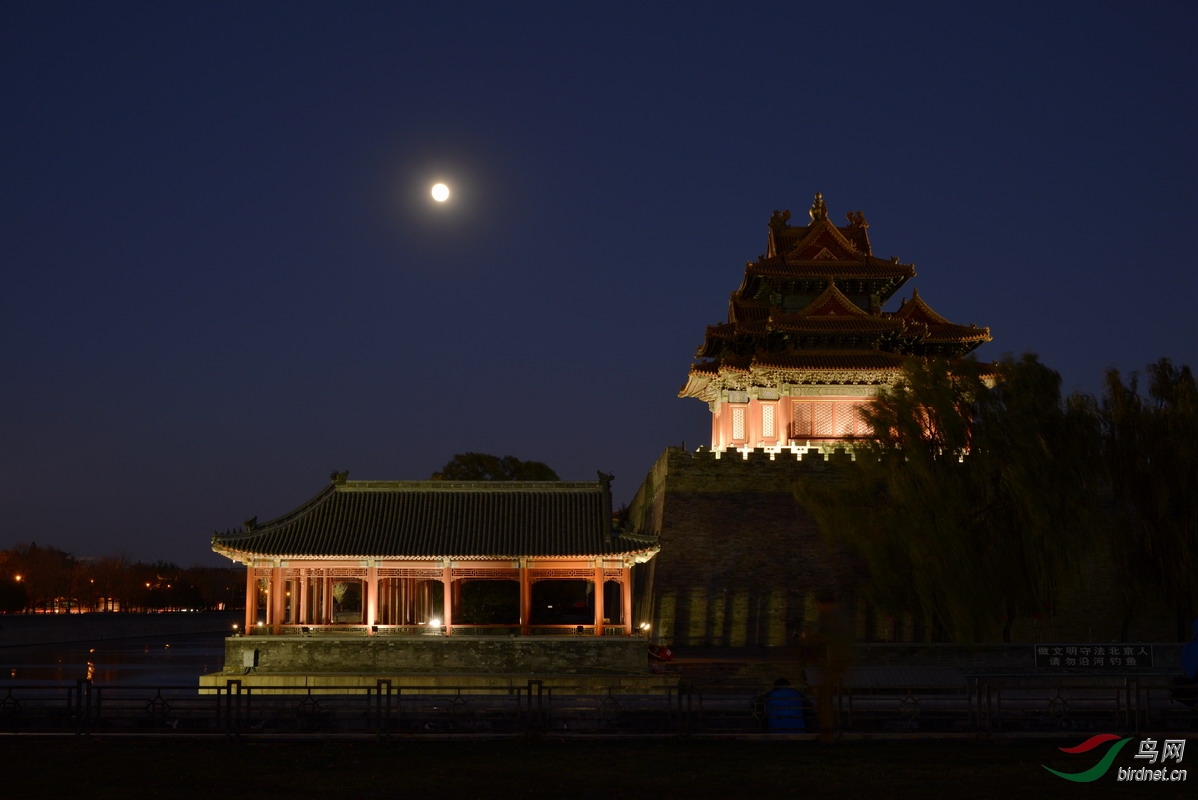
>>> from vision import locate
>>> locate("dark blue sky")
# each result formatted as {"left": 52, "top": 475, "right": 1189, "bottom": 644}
{"left": 3, "top": 1, "right": 1195, "bottom": 567}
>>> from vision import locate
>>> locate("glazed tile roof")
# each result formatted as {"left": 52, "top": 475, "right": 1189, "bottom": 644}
{"left": 710, "top": 315, "right": 902, "bottom": 336}
{"left": 211, "top": 479, "right": 657, "bottom": 562}
{"left": 690, "top": 351, "right": 910, "bottom": 376}
{"left": 893, "top": 289, "right": 991, "bottom": 344}
{"left": 745, "top": 256, "right": 915, "bottom": 280}
{"left": 684, "top": 195, "right": 991, "bottom": 386}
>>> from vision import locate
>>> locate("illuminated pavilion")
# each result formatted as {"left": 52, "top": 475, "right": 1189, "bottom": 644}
{"left": 679, "top": 193, "right": 991, "bottom": 450}
{"left": 210, "top": 471, "right": 659, "bottom": 638}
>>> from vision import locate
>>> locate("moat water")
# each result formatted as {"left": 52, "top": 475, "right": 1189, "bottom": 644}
{"left": 0, "top": 632, "right": 227, "bottom": 686}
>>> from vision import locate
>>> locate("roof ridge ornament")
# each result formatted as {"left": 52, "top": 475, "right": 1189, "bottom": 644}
{"left": 330, "top": 469, "right": 349, "bottom": 485}
{"left": 809, "top": 192, "right": 828, "bottom": 222}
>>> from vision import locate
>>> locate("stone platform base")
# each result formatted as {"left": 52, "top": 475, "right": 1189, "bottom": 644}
{"left": 200, "top": 634, "right": 666, "bottom": 694}
{"left": 198, "top": 670, "right": 676, "bottom": 695}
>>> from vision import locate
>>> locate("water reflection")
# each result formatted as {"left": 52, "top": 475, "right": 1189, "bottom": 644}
{"left": 0, "top": 633, "right": 226, "bottom": 685}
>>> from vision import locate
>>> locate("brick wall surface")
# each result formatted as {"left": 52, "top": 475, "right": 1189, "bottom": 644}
{"left": 221, "top": 635, "right": 648, "bottom": 675}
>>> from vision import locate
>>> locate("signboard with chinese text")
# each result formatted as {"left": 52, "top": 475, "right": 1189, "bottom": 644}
{"left": 1034, "top": 644, "right": 1154, "bottom": 670}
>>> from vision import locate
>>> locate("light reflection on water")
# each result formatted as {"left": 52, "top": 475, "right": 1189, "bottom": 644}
{"left": 0, "top": 633, "right": 227, "bottom": 685}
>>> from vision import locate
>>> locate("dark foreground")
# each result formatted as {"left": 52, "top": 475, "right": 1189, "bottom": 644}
{"left": 2, "top": 737, "right": 1189, "bottom": 799}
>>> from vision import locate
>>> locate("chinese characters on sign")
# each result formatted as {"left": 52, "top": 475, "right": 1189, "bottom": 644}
{"left": 1034, "top": 644, "right": 1154, "bottom": 670}
{"left": 1134, "top": 738, "right": 1186, "bottom": 765}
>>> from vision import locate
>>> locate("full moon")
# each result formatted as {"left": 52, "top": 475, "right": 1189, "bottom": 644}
{"left": 431, "top": 183, "right": 450, "bottom": 202}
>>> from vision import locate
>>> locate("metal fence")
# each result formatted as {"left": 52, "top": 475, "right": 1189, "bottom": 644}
{"left": 0, "top": 677, "right": 1193, "bottom": 738}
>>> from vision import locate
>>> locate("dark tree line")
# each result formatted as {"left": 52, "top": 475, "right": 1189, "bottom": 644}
{"left": 0, "top": 452, "right": 564, "bottom": 615}
{"left": 1100, "top": 359, "right": 1198, "bottom": 638}
{"left": 0, "top": 543, "right": 243, "bottom": 614}
{"left": 795, "top": 355, "right": 1196, "bottom": 643}
{"left": 431, "top": 452, "right": 560, "bottom": 481}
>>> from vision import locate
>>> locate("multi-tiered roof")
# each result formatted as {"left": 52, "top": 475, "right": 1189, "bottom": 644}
{"left": 680, "top": 193, "right": 990, "bottom": 403}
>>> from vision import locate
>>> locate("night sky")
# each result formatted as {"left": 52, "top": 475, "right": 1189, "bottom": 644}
{"left": 3, "top": 2, "right": 1195, "bottom": 567}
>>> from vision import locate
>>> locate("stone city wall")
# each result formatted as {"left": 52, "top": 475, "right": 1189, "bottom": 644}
{"left": 629, "top": 446, "right": 865, "bottom": 648}
{"left": 219, "top": 634, "right": 649, "bottom": 677}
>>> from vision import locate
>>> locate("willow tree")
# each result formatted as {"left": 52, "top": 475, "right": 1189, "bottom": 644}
{"left": 1101, "top": 359, "right": 1198, "bottom": 639}
{"left": 795, "top": 355, "right": 1101, "bottom": 642}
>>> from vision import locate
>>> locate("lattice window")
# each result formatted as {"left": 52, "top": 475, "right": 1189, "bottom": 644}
{"left": 379, "top": 568, "right": 443, "bottom": 579}
{"left": 732, "top": 407, "right": 746, "bottom": 441}
{"left": 814, "top": 403, "right": 834, "bottom": 436}
{"left": 452, "top": 569, "right": 520, "bottom": 579}
{"left": 835, "top": 403, "right": 857, "bottom": 436}
{"left": 530, "top": 569, "right": 600, "bottom": 580}
{"left": 852, "top": 402, "right": 872, "bottom": 436}
{"left": 761, "top": 404, "right": 775, "bottom": 438}
{"left": 790, "top": 399, "right": 876, "bottom": 440}
{"left": 791, "top": 401, "right": 812, "bottom": 437}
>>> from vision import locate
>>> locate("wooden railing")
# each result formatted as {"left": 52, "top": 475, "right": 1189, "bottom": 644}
{"left": 251, "top": 623, "right": 631, "bottom": 637}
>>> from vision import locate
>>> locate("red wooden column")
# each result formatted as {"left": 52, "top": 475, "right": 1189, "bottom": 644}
{"left": 244, "top": 566, "right": 256, "bottom": 633}
{"left": 621, "top": 568, "right": 632, "bottom": 635}
{"left": 270, "top": 565, "right": 285, "bottom": 634}
{"left": 298, "top": 569, "right": 309, "bottom": 624}
{"left": 593, "top": 567, "right": 605, "bottom": 636}
{"left": 366, "top": 564, "right": 379, "bottom": 633}
{"left": 441, "top": 566, "right": 453, "bottom": 635}
{"left": 519, "top": 565, "right": 531, "bottom": 635}
{"left": 378, "top": 578, "right": 390, "bottom": 625}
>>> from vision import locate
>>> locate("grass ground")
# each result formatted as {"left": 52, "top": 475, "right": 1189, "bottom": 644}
{"left": 2, "top": 736, "right": 1191, "bottom": 799}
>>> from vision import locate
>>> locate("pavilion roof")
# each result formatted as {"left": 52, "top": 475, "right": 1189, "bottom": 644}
{"left": 685, "top": 195, "right": 991, "bottom": 384}
{"left": 893, "top": 288, "right": 991, "bottom": 346}
{"left": 698, "top": 351, "right": 912, "bottom": 374}
{"left": 744, "top": 255, "right": 915, "bottom": 280}
{"left": 211, "top": 477, "right": 658, "bottom": 563}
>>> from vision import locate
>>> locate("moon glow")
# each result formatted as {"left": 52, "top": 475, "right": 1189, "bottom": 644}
{"left": 431, "top": 183, "right": 450, "bottom": 202}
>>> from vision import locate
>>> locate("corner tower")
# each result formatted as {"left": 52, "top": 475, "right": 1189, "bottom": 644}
{"left": 679, "top": 193, "right": 991, "bottom": 450}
